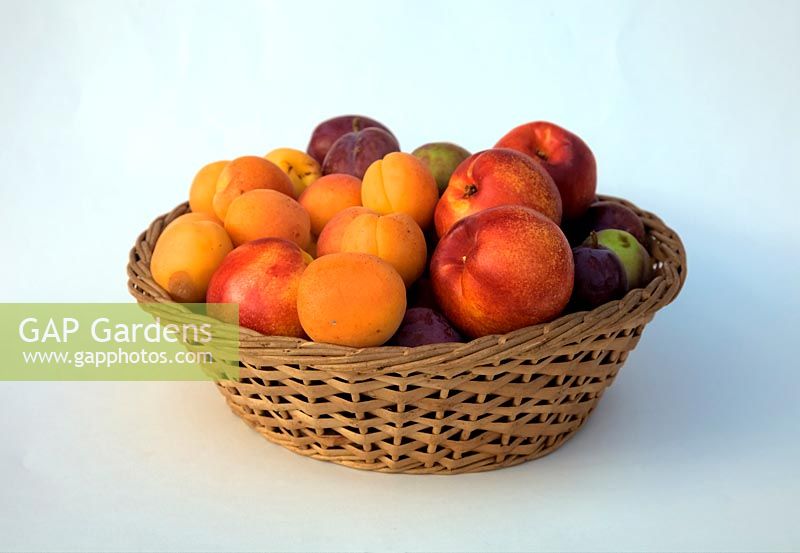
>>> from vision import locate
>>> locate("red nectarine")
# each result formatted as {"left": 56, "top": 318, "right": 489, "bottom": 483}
{"left": 434, "top": 148, "right": 562, "bottom": 237}
{"left": 206, "top": 238, "right": 311, "bottom": 338}
{"left": 495, "top": 121, "right": 596, "bottom": 220}
{"left": 430, "top": 205, "right": 574, "bottom": 338}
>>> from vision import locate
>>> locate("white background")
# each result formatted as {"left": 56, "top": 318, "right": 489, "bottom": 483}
{"left": 1, "top": 0, "right": 799, "bottom": 551}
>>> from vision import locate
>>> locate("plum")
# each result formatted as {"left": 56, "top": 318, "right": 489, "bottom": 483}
{"left": 411, "top": 142, "right": 471, "bottom": 194}
{"left": 391, "top": 307, "right": 462, "bottom": 347}
{"left": 567, "top": 201, "right": 646, "bottom": 245}
{"left": 307, "top": 115, "right": 395, "bottom": 164}
{"left": 571, "top": 245, "right": 628, "bottom": 309}
{"left": 321, "top": 127, "right": 400, "bottom": 179}
{"left": 585, "top": 229, "right": 653, "bottom": 289}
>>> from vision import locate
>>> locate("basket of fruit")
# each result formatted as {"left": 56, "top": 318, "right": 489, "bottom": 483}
{"left": 127, "top": 116, "right": 686, "bottom": 474}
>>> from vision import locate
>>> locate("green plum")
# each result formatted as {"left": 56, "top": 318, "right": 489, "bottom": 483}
{"left": 585, "top": 229, "right": 653, "bottom": 289}
{"left": 411, "top": 142, "right": 470, "bottom": 194}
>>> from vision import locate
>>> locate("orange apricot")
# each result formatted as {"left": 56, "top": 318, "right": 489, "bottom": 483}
{"left": 212, "top": 156, "right": 294, "bottom": 221}
{"left": 223, "top": 189, "right": 311, "bottom": 248}
{"left": 151, "top": 219, "right": 233, "bottom": 303}
{"left": 297, "top": 252, "right": 406, "bottom": 347}
{"left": 164, "top": 212, "right": 221, "bottom": 233}
{"left": 315, "top": 206, "right": 376, "bottom": 257}
{"left": 339, "top": 212, "right": 427, "bottom": 286}
{"left": 298, "top": 173, "right": 362, "bottom": 235}
{"left": 189, "top": 160, "right": 228, "bottom": 222}
{"left": 361, "top": 152, "right": 439, "bottom": 230}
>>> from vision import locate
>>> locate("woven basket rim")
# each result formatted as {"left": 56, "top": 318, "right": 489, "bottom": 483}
{"left": 127, "top": 195, "right": 687, "bottom": 370}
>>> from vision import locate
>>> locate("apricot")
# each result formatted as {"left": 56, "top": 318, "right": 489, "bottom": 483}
{"left": 151, "top": 219, "right": 233, "bottom": 303}
{"left": 298, "top": 174, "right": 362, "bottom": 236}
{"left": 223, "top": 189, "right": 311, "bottom": 248}
{"left": 264, "top": 148, "right": 321, "bottom": 197}
{"left": 189, "top": 160, "right": 228, "bottom": 221}
{"left": 212, "top": 156, "right": 293, "bottom": 221}
{"left": 164, "top": 212, "right": 221, "bottom": 233}
{"left": 297, "top": 252, "right": 406, "bottom": 347}
{"left": 339, "top": 212, "right": 426, "bottom": 286}
{"left": 315, "top": 206, "right": 375, "bottom": 257}
{"left": 361, "top": 152, "right": 439, "bottom": 230}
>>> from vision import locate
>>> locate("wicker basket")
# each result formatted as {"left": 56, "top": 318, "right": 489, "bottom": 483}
{"left": 127, "top": 195, "right": 686, "bottom": 474}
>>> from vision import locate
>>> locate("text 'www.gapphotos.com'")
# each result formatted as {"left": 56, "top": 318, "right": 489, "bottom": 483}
{"left": 21, "top": 348, "right": 213, "bottom": 368}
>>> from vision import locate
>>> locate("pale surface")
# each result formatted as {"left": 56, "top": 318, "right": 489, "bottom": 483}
{"left": 1, "top": 1, "right": 798, "bottom": 551}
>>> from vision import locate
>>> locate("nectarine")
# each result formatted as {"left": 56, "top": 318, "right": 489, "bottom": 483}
{"left": 431, "top": 205, "right": 574, "bottom": 338}
{"left": 495, "top": 121, "right": 596, "bottom": 219}
{"left": 434, "top": 148, "right": 562, "bottom": 237}
{"left": 206, "top": 238, "right": 310, "bottom": 338}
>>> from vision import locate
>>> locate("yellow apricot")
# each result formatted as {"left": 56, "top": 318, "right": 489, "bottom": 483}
{"left": 151, "top": 220, "right": 233, "bottom": 303}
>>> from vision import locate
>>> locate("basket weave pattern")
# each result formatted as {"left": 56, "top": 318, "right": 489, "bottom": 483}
{"left": 128, "top": 196, "right": 686, "bottom": 474}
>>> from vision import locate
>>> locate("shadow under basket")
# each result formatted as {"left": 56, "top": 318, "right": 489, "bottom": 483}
{"left": 127, "top": 195, "right": 686, "bottom": 474}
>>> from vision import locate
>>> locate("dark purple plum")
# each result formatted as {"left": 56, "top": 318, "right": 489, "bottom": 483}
{"left": 407, "top": 276, "right": 437, "bottom": 310}
{"left": 307, "top": 115, "right": 395, "bottom": 164}
{"left": 565, "top": 201, "right": 646, "bottom": 245}
{"left": 321, "top": 127, "right": 400, "bottom": 179}
{"left": 391, "top": 307, "right": 462, "bottom": 347}
{"left": 570, "top": 245, "right": 628, "bottom": 310}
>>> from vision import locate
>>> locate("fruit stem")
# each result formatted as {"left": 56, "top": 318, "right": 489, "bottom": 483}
{"left": 535, "top": 149, "right": 549, "bottom": 162}
{"left": 587, "top": 230, "right": 599, "bottom": 248}
{"left": 464, "top": 184, "right": 478, "bottom": 198}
